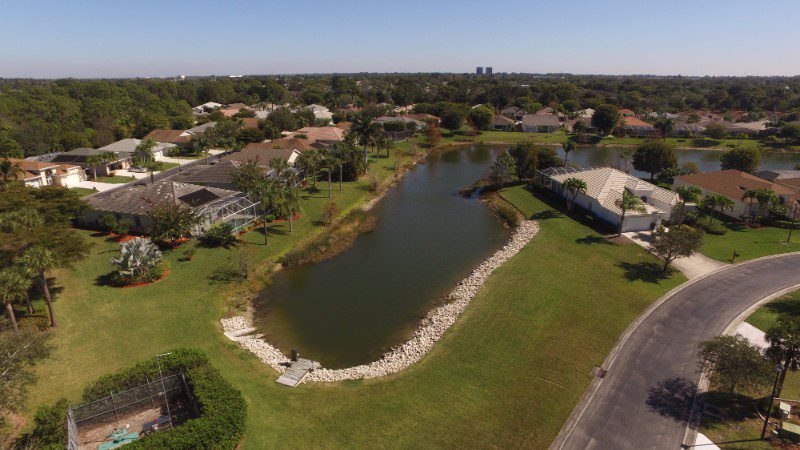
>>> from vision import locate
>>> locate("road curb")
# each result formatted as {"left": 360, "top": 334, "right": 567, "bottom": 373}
{"left": 550, "top": 251, "right": 800, "bottom": 450}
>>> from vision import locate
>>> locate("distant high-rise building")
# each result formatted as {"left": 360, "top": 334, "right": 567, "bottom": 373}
{"left": 486, "top": 66, "right": 493, "bottom": 75}
{"left": 476, "top": 66, "right": 484, "bottom": 75}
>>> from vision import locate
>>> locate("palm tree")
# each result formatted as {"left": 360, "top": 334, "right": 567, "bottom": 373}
{"left": 299, "top": 149, "right": 321, "bottom": 188}
{"left": 742, "top": 189, "right": 760, "bottom": 223}
{"left": 755, "top": 188, "right": 779, "bottom": 221}
{"left": 562, "top": 177, "right": 587, "bottom": 211}
{"left": 86, "top": 155, "right": 103, "bottom": 180}
{"left": 0, "top": 158, "right": 23, "bottom": 186}
{"left": 614, "top": 190, "right": 646, "bottom": 236}
{"left": 765, "top": 315, "right": 800, "bottom": 398}
{"left": 703, "top": 194, "right": 734, "bottom": 226}
{"left": 619, "top": 148, "right": 635, "bottom": 173}
{"left": 562, "top": 140, "right": 576, "bottom": 167}
{"left": 0, "top": 268, "right": 31, "bottom": 334}
{"left": 20, "top": 246, "right": 58, "bottom": 327}
{"left": 675, "top": 185, "right": 702, "bottom": 225}
{"left": 286, "top": 186, "right": 300, "bottom": 233}
{"left": 350, "top": 113, "right": 380, "bottom": 169}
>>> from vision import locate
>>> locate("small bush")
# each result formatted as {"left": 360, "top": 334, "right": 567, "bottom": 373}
{"left": 367, "top": 175, "right": 379, "bottom": 193}
{"left": 202, "top": 222, "right": 237, "bottom": 247}
{"left": 495, "top": 201, "right": 521, "bottom": 227}
{"left": 701, "top": 223, "right": 728, "bottom": 235}
{"left": 99, "top": 214, "right": 117, "bottom": 233}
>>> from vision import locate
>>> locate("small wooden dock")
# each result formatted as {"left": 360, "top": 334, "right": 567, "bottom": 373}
{"left": 276, "top": 358, "right": 320, "bottom": 387}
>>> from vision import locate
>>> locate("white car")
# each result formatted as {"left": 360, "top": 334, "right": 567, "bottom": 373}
{"left": 128, "top": 166, "right": 148, "bottom": 173}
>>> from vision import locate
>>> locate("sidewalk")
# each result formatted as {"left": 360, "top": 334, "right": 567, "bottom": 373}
{"left": 622, "top": 230, "right": 728, "bottom": 279}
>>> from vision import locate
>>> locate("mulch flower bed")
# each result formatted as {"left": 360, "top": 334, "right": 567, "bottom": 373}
{"left": 120, "top": 269, "right": 170, "bottom": 288}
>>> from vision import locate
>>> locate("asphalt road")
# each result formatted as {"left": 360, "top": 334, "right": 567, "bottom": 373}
{"left": 551, "top": 252, "right": 800, "bottom": 450}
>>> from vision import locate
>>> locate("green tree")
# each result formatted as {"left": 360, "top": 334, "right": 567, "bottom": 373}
{"left": 705, "top": 123, "right": 727, "bottom": 139}
{"left": 468, "top": 105, "right": 494, "bottom": 130}
{"left": 591, "top": 104, "right": 621, "bottom": 135}
{"left": 349, "top": 112, "right": 381, "bottom": 168}
{"left": 614, "top": 190, "right": 646, "bottom": 236}
{"left": 491, "top": 151, "right": 517, "bottom": 188}
{"left": 440, "top": 106, "right": 466, "bottom": 134}
{"left": 703, "top": 193, "right": 734, "bottom": 226}
{"left": 0, "top": 330, "right": 51, "bottom": 417}
{"left": 0, "top": 158, "right": 24, "bottom": 187}
{"left": 147, "top": 202, "right": 200, "bottom": 246}
{"left": 720, "top": 147, "right": 761, "bottom": 173}
{"left": 20, "top": 247, "right": 58, "bottom": 327}
{"left": 132, "top": 139, "right": 156, "bottom": 165}
{"left": 562, "top": 140, "right": 576, "bottom": 167}
{"left": 0, "top": 268, "right": 31, "bottom": 333}
{"left": 650, "top": 225, "right": 704, "bottom": 273}
{"left": 562, "top": 177, "right": 587, "bottom": 211}
{"left": 632, "top": 140, "right": 677, "bottom": 180}
{"left": 766, "top": 315, "right": 800, "bottom": 399}
{"left": 675, "top": 184, "right": 702, "bottom": 225}
{"left": 654, "top": 117, "right": 675, "bottom": 139}
{"left": 698, "top": 335, "right": 773, "bottom": 394}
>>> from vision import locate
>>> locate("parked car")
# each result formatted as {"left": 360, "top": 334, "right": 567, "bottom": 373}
{"left": 129, "top": 166, "right": 147, "bottom": 173}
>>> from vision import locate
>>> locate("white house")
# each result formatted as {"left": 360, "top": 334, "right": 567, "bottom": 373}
{"left": 8, "top": 158, "right": 85, "bottom": 188}
{"left": 192, "top": 102, "right": 222, "bottom": 114}
{"left": 538, "top": 166, "right": 679, "bottom": 232}
{"left": 304, "top": 104, "right": 333, "bottom": 123}
{"left": 99, "top": 138, "right": 176, "bottom": 159}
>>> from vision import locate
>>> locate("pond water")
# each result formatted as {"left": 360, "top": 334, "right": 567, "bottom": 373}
{"left": 557, "top": 146, "right": 800, "bottom": 178}
{"left": 253, "top": 145, "right": 510, "bottom": 368}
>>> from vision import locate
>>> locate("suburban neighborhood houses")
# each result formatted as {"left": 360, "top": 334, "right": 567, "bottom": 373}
{"left": 4, "top": 8, "right": 800, "bottom": 446}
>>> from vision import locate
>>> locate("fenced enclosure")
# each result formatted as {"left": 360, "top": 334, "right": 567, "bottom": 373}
{"left": 67, "top": 373, "right": 199, "bottom": 449}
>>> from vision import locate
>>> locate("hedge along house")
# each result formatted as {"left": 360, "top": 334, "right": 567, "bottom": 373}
{"left": 538, "top": 166, "right": 679, "bottom": 232}
{"left": 81, "top": 180, "right": 258, "bottom": 235}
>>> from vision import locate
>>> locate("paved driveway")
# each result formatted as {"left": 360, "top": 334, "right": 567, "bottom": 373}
{"left": 623, "top": 230, "right": 728, "bottom": 279}
{"left": 551, "top": 252, "right": 800, "bottom": 450}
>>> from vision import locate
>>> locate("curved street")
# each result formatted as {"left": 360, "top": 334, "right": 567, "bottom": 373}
{"left": 551, "top": 252, "right": 800, "bottom": 450}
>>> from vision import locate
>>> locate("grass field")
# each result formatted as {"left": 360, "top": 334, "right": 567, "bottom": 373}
{"left": 700, "top": 220, "right": 799, "bottom": 262}
{"left": 94, "top": 175, "right": 136, "bottom": 184}
{"left": 69, "top": 187, "right": 98, "bottom": 197}
{"left": 19, "top": 172, "right": 684, "bottom": 448}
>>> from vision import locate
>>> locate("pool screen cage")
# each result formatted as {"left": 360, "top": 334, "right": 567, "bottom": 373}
{"left": 66, "top": 372, "right": 199, "bottom": 449}
{"left": 194, "top": 193, "right": 258, "bottom": 235}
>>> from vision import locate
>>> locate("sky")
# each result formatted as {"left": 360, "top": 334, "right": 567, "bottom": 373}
{"left": 2, "top": 0, "right": 799, "bottom": 78}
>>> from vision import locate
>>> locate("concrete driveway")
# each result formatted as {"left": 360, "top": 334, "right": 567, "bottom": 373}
{"left": 622, "top": 230, "right": 728, "bottom": 279}
{"left": 71, "top": 180, "right": 120, "bottom": 192}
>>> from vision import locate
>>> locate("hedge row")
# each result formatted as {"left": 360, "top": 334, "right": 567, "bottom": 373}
{"left": 24, "top": 349, "right": 246, "bottom": 450}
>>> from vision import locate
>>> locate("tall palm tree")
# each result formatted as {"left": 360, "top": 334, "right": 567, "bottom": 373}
{"left": 20, "top": 246, "right": 58, "bottom": 327}
{"left": 614, "top": 190, "right": 646, "bottom": 236}
{"left": 703, "top": 193, "right": 734, "bottom": 226}
{"left": 742, "top": 189, "right": 760, "bottom": 223}
{"left": 562, "top": 140, "right": 576, "bottom": 167}
{"left": 85, "top": 155, "right": 103, "bottom": 180}
{"left": 349, "top": 113, "right": 380, "bottom": 169}
{"left": 286, "top": 186, "right": 300, "bottom": 233}
{"left": 0, "top": 268, "right": 31, "bottom": 334}
{"left": 675, "top": 184, "right": 702, "bottom": 225}
{"left": 765, "top": 314, "right": 800, "bottom": 398}
{"left": 0, "top": 158, "right": 23, "bottom": 186}
{"left": 562, "top": 177, "right": 587, "bottom": 211}
{"left": 755, "top": 188, "right": 779, "bottom": 221}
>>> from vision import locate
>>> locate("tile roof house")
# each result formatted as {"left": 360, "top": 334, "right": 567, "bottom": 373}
{"left": 539, "top": 166, "right": 679, "bottom": 232}
{"left": 219, "top": 103, "right": 252, "bottom": 117}
{"left": 142, "top": 129, "right": 193, "bottom": 145}
{"left": 617, "top": 117, "right": 657, "bottom": 137}
{"left": 402, "top": 113, "right": 440, "bottom": 125}
{"left": 334, "top": 121, "right": 352, "bottom": 131}
{"left": 81, "top": 180, "right": 257, "bottom": 234}
{"left": 293, "top": 126, "right": 346, "bottom": 145}
{"left": 6, "top": 158, "right": 85, "bottom": 188}
{"left": 192, "top": 102, "right": 222, "bottom": 115}
{"left": 98, "top": 138, "right": 176, "bottom": 159}
{"left": 674, "top": 169, "right": 800, "bottom": 219}
{"left": 493, "top": 115, "right": 516, "bottom": 131}
{"left": 500, "top": 106, "right": 527, "bottom": 121}
{"left": 521, "top": 113, "right": 560, "bottom": 133}
{"left": 260, "top": 137, "right": 318, "bottom": 151}
{"left": 47, "top": 147, "right": 132, "bottom": 177}
{"left": 224, "top": 147, "right": 301, "bottom": 167}
{"left": 755, "top": 170, "right": 800, "bottom": 182}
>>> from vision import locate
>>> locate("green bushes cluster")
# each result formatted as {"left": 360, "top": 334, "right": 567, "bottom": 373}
{"left": 699, "top": 222, "right": 728, "bottom": 235}
{"left": 201, "top": 222, "right": 238, "bottom": 247}
{"left": 494, "top": 201, "right": 521, "bottom": 227}
{"left": 26, "top": 349, "right": 245, "bottom": 450}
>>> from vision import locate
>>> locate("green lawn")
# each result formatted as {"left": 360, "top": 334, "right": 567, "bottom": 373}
{"left": 21, "top": 164, "right": 684, "bottom": 448}
{"left": 152, "top": 161, "right": 180, "bottom": 171}
{"left": 94, "top": 175, "right": 136, "bottom": 184}
{"left": 700, "top": 220, "right": 799, "bottom": 262}
{"left": 69, "top": 187, "right": 98, "bottom": 197}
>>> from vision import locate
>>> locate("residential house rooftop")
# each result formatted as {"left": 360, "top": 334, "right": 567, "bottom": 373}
{"left": 85, "top": 181, "right": 239, "bottom": 215}
{"left": 675, "top": 169, "right": 800, "bottom": 204}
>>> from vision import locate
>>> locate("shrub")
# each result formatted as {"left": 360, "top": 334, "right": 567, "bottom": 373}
{"left": 495, "top": 201, "right": 521, "bottom": 227}
{"left": 202, "top": 222, "right": 237, "bottom": 247}
{"left": 366, "top": 174, "right": 379, "bottom": 193}
{"left": 109, "top": 237, "right": 164, "bottom": 285}
{"left": 79, "top": 349, "right": 246, "bottom": 450}
{"left": 112, "top": 218, "right": 132, "bottom": 237}
{"left": 14, "top": 399, "right": 69, "bottom": 449}
{"left": 773, "top": 219, "right": 800, "bottom": 230}
{"left": 700, "top": 222, "right": 728, "bottom": 235}
{"left": 99, "top": 214, "right": 117, "bottom": 233}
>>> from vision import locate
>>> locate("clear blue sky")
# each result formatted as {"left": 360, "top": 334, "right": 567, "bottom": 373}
{"left": 2, "top": 0, "right": 799, "bottom": 78}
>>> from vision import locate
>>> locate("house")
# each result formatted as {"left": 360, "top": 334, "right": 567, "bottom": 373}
{"left": 564, "top": 116, "right": 596, "bottom": 134}
{"left": 521, "top": 113, "right": 560, "bottom": 133}
{"left": 219, "top": 103, "right": 251, "bottom": 117}
{"left": 292, "top": 126, "right": 346, "bottom": 146}
{"left": 81, "top": 180, "right": 258, "bottom": 234}
{"left": 192, "top": 102, "right": 222, "bottom": 115}
{"left": 6, "top": 158, "right": 85, "bottom": 188}
{"left": 98, "top": 138, "right": 176, "bottom": 159}
{"left": 673, "top": 170, "right": 800, "bottom": 219}
{"left": 501, "top": 106, "right": 526, "bottom": 121}
{"left": 617, "top": 117, "right": 657, "bottom": 137}
{"left": 402, "top": 113, "right": 440, "bottom": 126}
{"left": 619, "top": 108, "right": 636, "bottom": 117}
{"left": 671, "top": 123, "right": 706, "bottom": 137}
{"left": 225, "top": 147, "right": 301, "bottom": 167}
{"left": 185, "top": 122, "right": 217, "bottom": 137}
{"left": 304, "top": 104, "right": 333, "bottom": 123}
{"left": 538, "top": 166, "right": 679, "bottom": 232}
{"left": 241, "top": 118, "right": 260, "bottom": 130}
{"left": 755, "top": 170, "right": 800, "bottom": 182}
{"left": 47, "top": 148, "right": 132, "bottom": 176}
{"left": 167, "top": 148, "right": 302, "bottom": 190}
{"left": 493, "top": 115, "right": 516, "bottom": 131}
{"left": 724, "top": 120, "right": 769, "bottom": 137}
{"left": 260, "top": 137, "right": 318, "bottom": 151}
{"left": 142, "top": 129, "right": 193, "bottom": 146}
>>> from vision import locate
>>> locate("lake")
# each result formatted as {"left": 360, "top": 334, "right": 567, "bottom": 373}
{"left": 253, "top": 145, "right": 510, "bottom": 368}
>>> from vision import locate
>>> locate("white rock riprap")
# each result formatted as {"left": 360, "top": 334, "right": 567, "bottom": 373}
{"left": 220, "top": 219, "right": 539, "bottom": 382}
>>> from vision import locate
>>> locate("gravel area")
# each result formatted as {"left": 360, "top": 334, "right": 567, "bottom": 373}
{"left": 221, "top": 220, "right": 540, "bottom": 382}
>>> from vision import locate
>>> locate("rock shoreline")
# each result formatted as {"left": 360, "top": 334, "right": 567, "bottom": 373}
{"left": 221, "top": 219, "right": 539, "bottom": 382}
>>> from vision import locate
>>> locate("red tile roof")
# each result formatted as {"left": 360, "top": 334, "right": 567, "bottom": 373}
{"left": 143, "top": 129, "right": 191, "bottom": 143}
